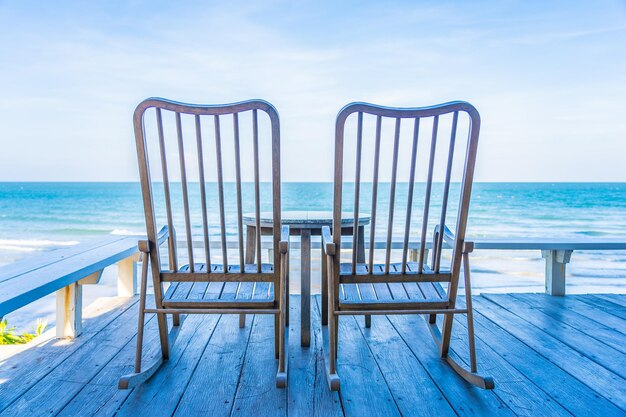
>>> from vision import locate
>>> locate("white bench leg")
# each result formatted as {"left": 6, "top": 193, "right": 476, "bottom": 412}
{"left": 541, "top": 250, "right": 573, "bottom": 296}
{"left": 118, "top": 255, "right": 139, "bottom": 297}
{"left": 56, "top": 283, "right": 82, "bottom": 338}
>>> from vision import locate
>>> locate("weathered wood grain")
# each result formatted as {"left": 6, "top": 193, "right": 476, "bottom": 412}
{"left": 230, "top": 314, "right": 287, "bottom": 417}
{"left": 483, "top": 294, "right": 626, "bottom": 376}
{"left": 469, "top": 298, "right": 625, "bottom": 417}
{"left": 1, "top": 300, "right": 146, "bottom": 416}
{"left": 474, "top": 296, "right": 626, "bottom": 411}
{"left": 173, "top": 315, "right": 254, "bottom": 416}
{"left": 115, "top": 313, "right": 220, "bottom": 417}
{"left": 512, "top": 293, "right": 626, "bottom": 354}
{"left": 387, "top": 313, "right": 513, "bottom": 416}
{"left": 449, "top": 313, "right": 572, "bottom": 416}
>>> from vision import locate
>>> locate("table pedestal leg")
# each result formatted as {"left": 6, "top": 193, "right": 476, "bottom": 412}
{"left": 301, "top": 229, "right": 311, "bottom": 347}
{"left": 357, "top": 225, "right": 366, "bottom": 263}
{"left": 245, "top": 225, "right": 256, "bottom": 264}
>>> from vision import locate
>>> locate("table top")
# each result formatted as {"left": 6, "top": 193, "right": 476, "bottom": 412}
{"left": 243, "top": 210, "right": 370, "bottom": 227}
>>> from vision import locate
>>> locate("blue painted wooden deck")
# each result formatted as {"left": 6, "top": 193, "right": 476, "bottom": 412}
{"left": 0, "top": 293, "right": 624, "bottom": 416}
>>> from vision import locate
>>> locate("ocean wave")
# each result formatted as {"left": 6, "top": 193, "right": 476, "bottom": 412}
{"left": 110, "top": 229, "right": 144, "bottom": 236}
{"left": 0, "top": 239, "right": 79, "bottom": 252}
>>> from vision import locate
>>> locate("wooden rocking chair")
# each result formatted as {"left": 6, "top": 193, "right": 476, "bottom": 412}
{"left": 119, "top": 98, "right": 289, "bottom": 389}
{"left": 321, "top": 101, "right": 494, "bottom": 391}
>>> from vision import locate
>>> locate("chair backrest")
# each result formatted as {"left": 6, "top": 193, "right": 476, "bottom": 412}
{"left": 332, "top": 101, "right": 480, "bottom": 289}
{"left": 133, "top": 98, "right": 282, "bottom": 285}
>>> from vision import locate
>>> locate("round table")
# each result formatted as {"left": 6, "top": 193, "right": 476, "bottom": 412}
{"left": 243, "top": 211, "right": 370, "bottom": 346}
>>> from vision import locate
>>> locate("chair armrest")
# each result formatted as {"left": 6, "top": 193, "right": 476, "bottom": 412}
{"left": 279, "top": 225, "right": 290, "bottom": 254}
{"left": 322, "top": 226, "right": 336, "bottom": 256}
{"left": 138, "top": 226, "right": 170, "bottom": 253}
{"left": 435, "top": 225, "right": 474, "bottom": 253}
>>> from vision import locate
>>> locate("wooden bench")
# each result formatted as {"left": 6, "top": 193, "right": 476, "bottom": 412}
{"left": 471, "top": 238, "right": 626, "bottom": 295}
{"left": 0, "top": 235, "right": 141, "bottom": 338}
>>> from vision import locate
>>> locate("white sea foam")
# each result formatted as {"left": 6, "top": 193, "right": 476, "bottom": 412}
{"left": 0, "top": 239, "right": 79, "bottom": 252}
{"left": 110, "top": 229, "right": 144, "bottom": 236}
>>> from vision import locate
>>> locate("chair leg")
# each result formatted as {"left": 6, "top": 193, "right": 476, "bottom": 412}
{"left": 286, "top": 254, "right": 290, "bottom": 327}
{"left": 172, "top": 313, "right": 181, "bottom": 327}
{"left": 274, "top": 314, "right": 280, "bottom": 359}
{"left": 239, "top": 314, "right": 246, "bottom": 328}
{"left": 321, "top": 249, "right": 328, "bottom": 326}
{"left": 365, "top": 315, "right": 371, "bottom": 328}
{"left": 276, "top": 253, "right": 288, "bottom": 388}
{"left": 323, "top": 305, "right": 340, "bottom": 391}
{"left": 429, "top": 314, "right": 437, "bottom": 324}
{"left": 463, "top": 252, "right": 478, "bottom": 373}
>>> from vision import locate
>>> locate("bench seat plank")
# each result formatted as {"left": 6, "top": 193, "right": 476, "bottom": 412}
{"left": 0, "top": 236, "right": 139, "bottom": 316}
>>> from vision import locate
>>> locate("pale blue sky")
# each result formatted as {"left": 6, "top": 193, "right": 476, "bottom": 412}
{"left": 0, "top": 1, "right": 625, "bottom": 181}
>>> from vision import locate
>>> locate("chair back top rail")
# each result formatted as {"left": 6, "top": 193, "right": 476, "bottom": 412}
{"left": 133, "top": 98, "right": 282, "bottom": 292}
{"left": 332, "top": 101, "right": 480, "bottom": 293}
{"left": 0, "top": 235, "right": 139, "bottom": 316}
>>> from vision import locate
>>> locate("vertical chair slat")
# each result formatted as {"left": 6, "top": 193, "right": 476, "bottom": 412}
{"left": 368, "top": 116, "right": 382, "bottom": 273}
{"left": 156, "top": 108, "right": 177, "bottom": 271}
{"left": 434, "top": 111, "right": 459, "bottom": 272}
{"left": 401, "top": 118, "right": 420, "bottom": 273}
{"left": 252, "top": 109, "right": 262, "bottom": 272}
{"left": 195, "top": 115, "right": 211, "bottom": 269}
{"left": 233, "top": 113, "right": 245, "bottom": 271}
{"left": 384, "top": 118, "right": 401, "bottom": 274}
{"left": 351, "top": 112, "right": 363, "bottom": 274}
{"left": 176, "top": 112, "right": 194, "bottom": 272}
{"left": 214, "top": 115, "right": 228, "bottom": 271}
{"left": 418, "top": 115, "right": 439, "bottom": 273}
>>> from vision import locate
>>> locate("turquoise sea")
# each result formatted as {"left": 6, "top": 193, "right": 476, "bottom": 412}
{"left": 0, "top": 182, "right": 625, "bottom": 294}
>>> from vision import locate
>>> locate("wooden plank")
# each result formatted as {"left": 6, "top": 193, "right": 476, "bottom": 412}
{"left": 575, "top": 295, "right": 626, "bottom": 321}
{"left": 0, "top": 235, "right": 131, "bottom": 283}
{"left": 230, "top": 314, "right": 287, "bottom": 417}
{"left": 55, "top": 314, "right": 160, "bottom": 417}
{"left": 473, "top": 238, "right": 626, "bottom": 250}
{"left": 115, "top": 313, "right": 221, "bottom": 417}
{"left": 594, "top": 294, "right": 626, "bottom": 308}
{"left": 173, "top": 314, "right": 253, "bottom": 417}
{"left": 287, "top": 296, "right": 315, "bottom": 417}
{"left": 512, "top": 293, "right": 626, "bottom": 354}
{"left": 0, "top": 297, "right": 136, "bottom": 412}
{"left": 332, "top": 314, "right": 401, "bottom": 416}
{"left": 543, "top": 294, "right": 626, "bottom": 334}
{"left": 473, "top": 296, "right": 626, "bottom": 410}
{"left": 354, "top": 309, "right": 457, "bottom": 416}
{"left": 469, "top": 298, "right": 625, "bottom": 417}
{"left": 290, "top": 297, "right": 343, "bottom": 417}
{"left": 1, "top": 299, "right": 147, "bottom": 416}
{"left": 586, "top": 294, "right": 626, "bottom": 313}
{"left": 0, "top": 237, "right": 140, "bottom": 316}
{"left": 483, "top": 294, "right": 626, "bottom": 376}
{"left": 449, "top": 313, "right": 572, "bottom": 416}
{"left": 387, "top": 314, "right": 512, "bottom": 416}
